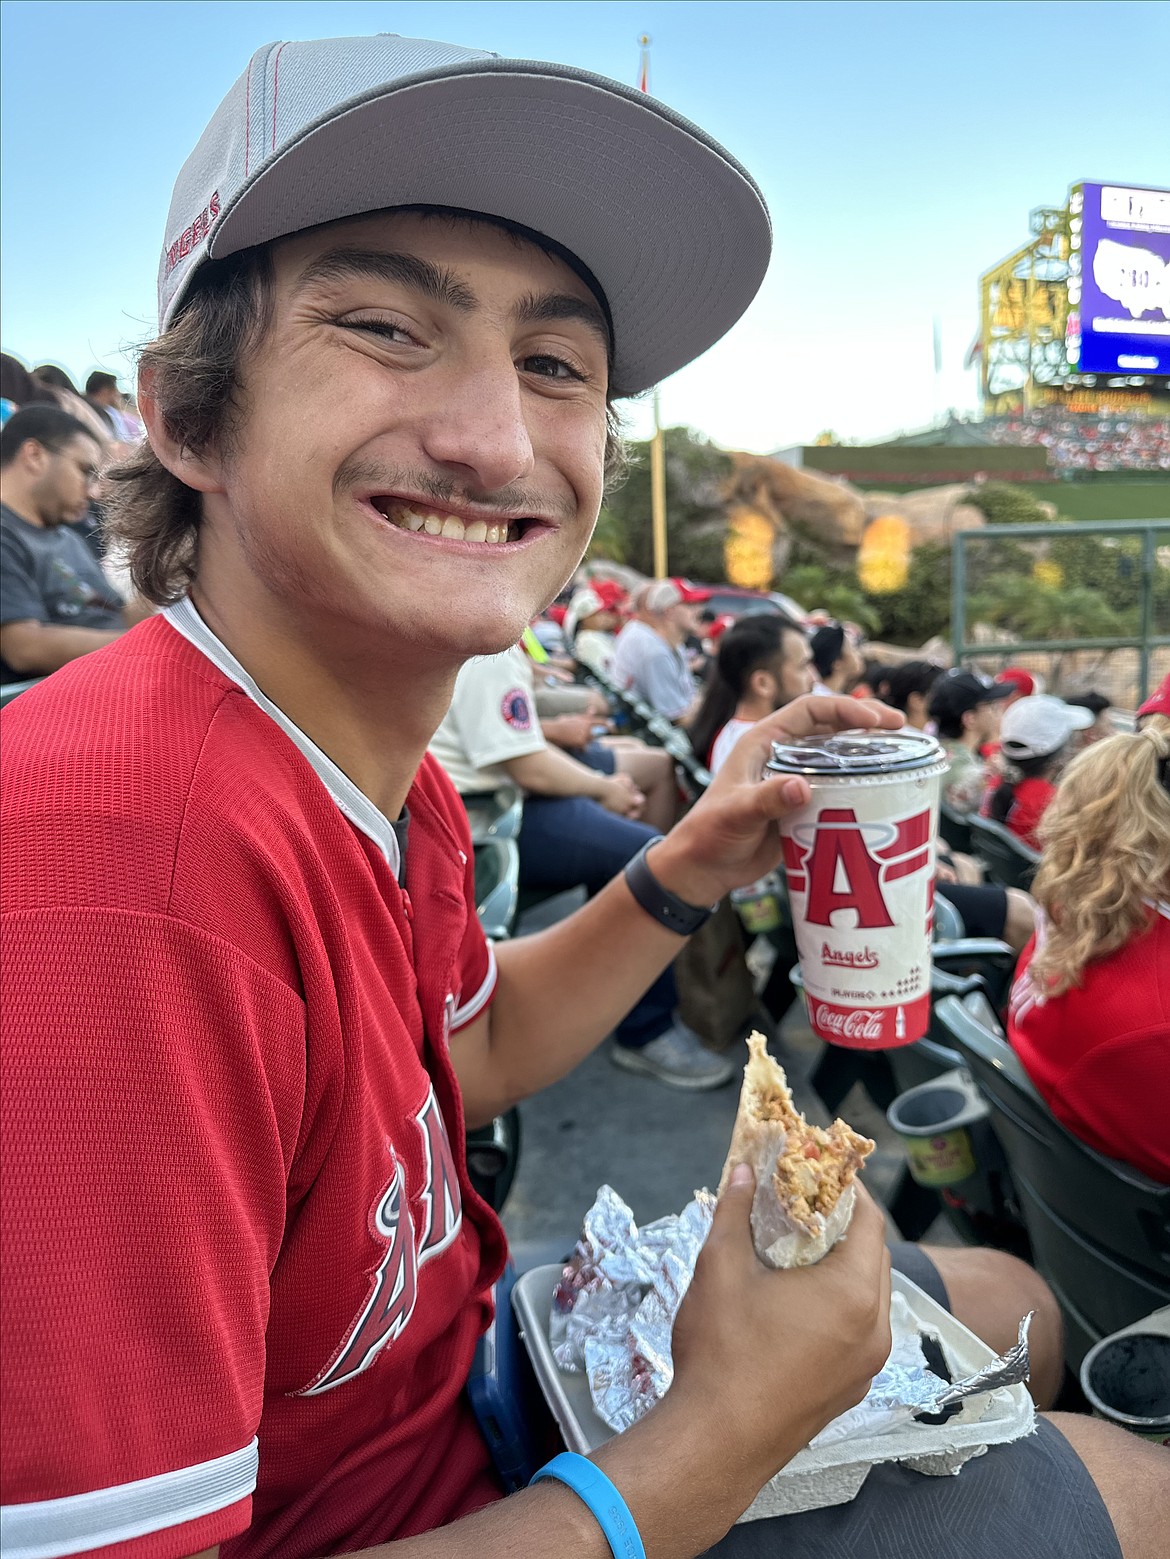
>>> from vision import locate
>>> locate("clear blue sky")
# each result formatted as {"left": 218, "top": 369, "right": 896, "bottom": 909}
{"left": 3, "top": 0, "right": 1168, "bottom": 451}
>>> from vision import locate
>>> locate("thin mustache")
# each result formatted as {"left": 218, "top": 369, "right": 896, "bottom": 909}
{"left": 334, "top": 458, "right": 576, "bottom": 522}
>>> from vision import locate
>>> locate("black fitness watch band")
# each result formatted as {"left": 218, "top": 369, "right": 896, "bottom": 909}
{"left": 623, "top": 841, "right": 716, "bottom": 937}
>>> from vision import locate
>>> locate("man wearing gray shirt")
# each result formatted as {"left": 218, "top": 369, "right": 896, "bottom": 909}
{"left": 0, "top": 405, "right": 126, "bottom": 684}
{"left": 609, "top": 576, "right": 708, "bottom": 720}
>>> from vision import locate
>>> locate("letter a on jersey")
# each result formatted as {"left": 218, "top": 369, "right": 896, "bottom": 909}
{"left": 415, "top": 1086, "right": 462, "bottom": 1263}
{"left": 803, "top": 808, "right": 895, "bottom": 929}
{"left": 300, "top": 1150, "right": 419, "bottom": 1395}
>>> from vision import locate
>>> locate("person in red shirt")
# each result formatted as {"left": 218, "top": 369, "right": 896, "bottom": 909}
{"left": 981, "top": 694, "right": 1094, "bottom": 850}
{"left": 2, "top": 31, "right": 1165, "bottom": 1559}
{"left": 1009, "top": 713, "right": 1170, "bottom": 1182}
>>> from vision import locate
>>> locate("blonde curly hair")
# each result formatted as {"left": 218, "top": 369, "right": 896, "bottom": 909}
{"left": 1028, "top": 714, "right": 1170, "bottom": 996}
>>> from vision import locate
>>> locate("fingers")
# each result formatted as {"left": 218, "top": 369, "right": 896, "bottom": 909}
{"left": 703, "top": 1163, "right": 757, "bottom": 1263}
{"left": 757, "top": 694, "right": 904, "bottom": 744}
{"left": 715, "top": 695, "right": 903, "bottom": 791}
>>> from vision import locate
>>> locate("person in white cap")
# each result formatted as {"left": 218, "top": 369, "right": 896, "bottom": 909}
{"left": 609, "top": 577, "right": 711, "bottom": 720}
{"left": 562, "top": 580, "right": 624, "bottom": 676}
{"left": 981, "top": 694, "right": 1095, "bottom": 850}
{"left": 2, "top": 31, "right": 1162, "bottom": 1559}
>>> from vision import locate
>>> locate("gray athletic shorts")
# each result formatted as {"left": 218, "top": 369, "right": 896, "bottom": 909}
{"left": 702, "top": 1244, "right": 1121, "bottom": 1559}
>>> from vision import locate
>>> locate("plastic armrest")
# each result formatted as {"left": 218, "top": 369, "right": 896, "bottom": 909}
{"left": 932, "top": 937, "right": 1016, "bottom": 964}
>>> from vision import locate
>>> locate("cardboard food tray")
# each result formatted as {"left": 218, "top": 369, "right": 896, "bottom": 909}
{"left": 512, "top": 1263, "right": 1035, "bottom": 1519}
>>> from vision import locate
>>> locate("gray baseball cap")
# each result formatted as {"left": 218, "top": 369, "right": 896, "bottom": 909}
{"left": 158, "top": 33, "right": 771, "bottom": 396}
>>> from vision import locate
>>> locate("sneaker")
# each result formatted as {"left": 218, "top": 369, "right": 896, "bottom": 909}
{"left": 610, "top": 1022, "right": 737, "bottom": 1091}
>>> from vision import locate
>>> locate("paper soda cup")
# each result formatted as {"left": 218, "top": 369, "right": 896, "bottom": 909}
{"left": 766, "top": 730, "right": 947, "bottom": 1049}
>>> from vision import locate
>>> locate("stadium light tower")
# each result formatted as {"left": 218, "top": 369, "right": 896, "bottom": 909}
{"left": 978, "top": 206, "right": 1071, "bottom": 413}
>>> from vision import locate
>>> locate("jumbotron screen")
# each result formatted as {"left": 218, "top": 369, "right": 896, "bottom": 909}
{"left": 1067, "top": 182, "right": 1170, "bottom": 378}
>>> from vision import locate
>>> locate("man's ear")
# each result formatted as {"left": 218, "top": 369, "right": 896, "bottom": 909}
{"left": 137, "top": 368, "right": 225, "bottom": 494}
{"left": 748, "top": 667, "right": 775, "bottom": 701}
{"left": 19, "top": 438, "right": 50, "bottom": 477}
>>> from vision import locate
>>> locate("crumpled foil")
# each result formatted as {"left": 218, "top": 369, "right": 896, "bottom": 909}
{"left": 552, "top": 1184, "right": 1033, "bottom": 1443}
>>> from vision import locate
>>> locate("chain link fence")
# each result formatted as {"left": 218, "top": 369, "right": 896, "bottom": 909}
{"left": 951, "top": 520, "right": 1170, "bottom": 713}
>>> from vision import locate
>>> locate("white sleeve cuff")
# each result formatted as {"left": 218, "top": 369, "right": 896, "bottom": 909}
{"left": 450, "top": 944, "right": 498, "bottom": 1032}
{"left": 0, "top": 1440, "right": 258, "bottom": 1559}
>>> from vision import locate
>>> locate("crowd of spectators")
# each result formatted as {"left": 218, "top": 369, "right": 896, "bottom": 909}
{"left": 0, "top": 394, "right": 148, "bottom": 685}
{"left": 984, "top": 406, "right": 1170, "bottom": 473}
{"left": 1, "top": 352, "right": 144, "bottom": 449}
{"left": 0, "top": 358, "right": 153, "bottom": 689}
{"left": 598, "top": 598, "right": 1165, "bottom": 1185}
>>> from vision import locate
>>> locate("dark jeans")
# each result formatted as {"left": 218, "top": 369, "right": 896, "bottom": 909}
{"left": 517, "top": 791, "right": 674, "bottom": 1049}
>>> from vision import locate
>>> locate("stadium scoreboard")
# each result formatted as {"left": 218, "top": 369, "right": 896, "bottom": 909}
{"left": 1067, "top": 182, "right": 1170, "bottom": 379}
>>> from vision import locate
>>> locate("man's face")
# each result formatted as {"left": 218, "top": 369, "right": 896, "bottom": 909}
{"left": 198, "top": 211, "right": 610, "bottom": 664}
{"left": 768, "top": 628, "right": 816, "bottom": 706}
{"left": 665, "top": 601, "right": 704, "bottom": 639}
{"left": 29, "top": 435, "right": 100, "bottom": 526}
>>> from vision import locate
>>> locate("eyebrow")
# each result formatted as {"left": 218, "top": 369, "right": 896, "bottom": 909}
{"left": 295, "top": 247, "right": 477, "bottom": 310}
{"left": 295, "top": 247, "right": 612, "bottom": 357}
{"left": 513, "top": 290, "right": 613, "bottom": 358}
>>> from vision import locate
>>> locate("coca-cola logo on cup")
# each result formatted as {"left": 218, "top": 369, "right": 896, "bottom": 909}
{"left": 783, "top": 806, "right": 932, "bottom": 929}
{"left": 811, "top": 1004, "right": 886, "bottom": 1042}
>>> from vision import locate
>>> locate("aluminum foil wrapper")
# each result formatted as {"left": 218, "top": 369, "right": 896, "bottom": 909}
{"left": 810, "top": 1299, "right": 1034, "bottom": 1446}
{"left": 553, "top": 1186, "right": 1033, "bottom": 1445}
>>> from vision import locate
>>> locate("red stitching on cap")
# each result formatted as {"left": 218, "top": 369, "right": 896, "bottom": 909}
{"left": 271, "top": 42, "right": 287, "bottom": 151}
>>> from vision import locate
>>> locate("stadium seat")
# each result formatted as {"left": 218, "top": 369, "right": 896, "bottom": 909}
{"left": 474, "top": 837, "right": 520, "bottom": 943}
{"left": 938, "top": 800, "right": 974, "bottom": 855}
{"left": 467, "top": 836, "right": 523, "bottom": 1212}
{"left": 930, "top": 935, "right": 1018, "bottom": 1014}
{"left": 463, "top": 785, "right": 524, "bottom": 844}
{"left": 0, "top": 678, "right": 44, "bottom": 708}
{"left": 934, "top": 993, "right": 1170, "bottom": 1370}
{"left": 465, "top": 1107, "right": 522, "bottom": 1213}
{"left": 968, "top": 814, "right": 1041, "bottom": 890}
{"left": 932, "top": 891, "right": 966, "bottom": 942}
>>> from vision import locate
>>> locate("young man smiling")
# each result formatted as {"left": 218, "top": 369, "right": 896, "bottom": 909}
{"left": 2, "top": 32, "right": 1165, "bottom": 1559}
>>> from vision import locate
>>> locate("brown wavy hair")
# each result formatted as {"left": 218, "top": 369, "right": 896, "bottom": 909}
{"left": 1028, "top": 714, "right": 1170, "bottom": 995}
{"left": 103, "top": 213, "right": 627, "bottom": 606}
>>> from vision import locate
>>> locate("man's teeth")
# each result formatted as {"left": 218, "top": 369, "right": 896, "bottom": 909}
{"left": 376, "top": 501, "right": 517, "bottom": 544}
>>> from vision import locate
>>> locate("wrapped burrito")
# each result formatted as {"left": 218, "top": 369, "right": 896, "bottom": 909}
{"left": 719, "top": 1032, "right": 874, "bottom": 1267}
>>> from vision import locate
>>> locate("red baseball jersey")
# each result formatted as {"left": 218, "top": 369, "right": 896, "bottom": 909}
{"left": 0, "top": 613, "right": 509, "bottom": 1559}
{"left": 979, "top": 775, "right": 1056, "bottom": 852}
{"left": 1008, "top": 906, "right": 1170, "bottom": 1182}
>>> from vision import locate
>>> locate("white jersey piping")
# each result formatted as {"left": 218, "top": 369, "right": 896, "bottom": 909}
{"left": 450, "top": 944, "right": 498, "bottom": 1032}
{"left": 0, "top": 1439, "right": 258, "bottom": 1559}
{"left": 163, "top": 598, "right": 400, "bottom": 879}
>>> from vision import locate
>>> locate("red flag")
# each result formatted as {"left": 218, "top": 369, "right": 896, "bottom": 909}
{"left": 638, "top": 35, "right": 650, "bottom": 92}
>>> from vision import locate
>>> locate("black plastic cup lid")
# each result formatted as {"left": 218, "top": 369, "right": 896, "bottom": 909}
{"left": 765, "top": 729, "right": 946, "bottom": 776}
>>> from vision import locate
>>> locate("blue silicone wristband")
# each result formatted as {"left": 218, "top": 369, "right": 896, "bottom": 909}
{"left": 529, "top": 1452, "right": 646, "bottom": 1559}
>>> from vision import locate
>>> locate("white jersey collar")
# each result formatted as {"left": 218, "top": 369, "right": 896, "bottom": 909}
{"left": 162, "top": 597, "right": 401, "bottom": 879}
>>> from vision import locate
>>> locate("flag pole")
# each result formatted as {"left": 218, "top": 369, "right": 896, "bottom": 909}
{"left": 639, "top": 33, "right": 668, "bottom": 579}
{"left": 650, "top": 390, "right": 667, "bottom": 580}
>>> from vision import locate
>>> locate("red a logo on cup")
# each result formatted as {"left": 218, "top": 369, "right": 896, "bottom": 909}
{"left": 784, "top": 807, "right": 932, "bottom": 929}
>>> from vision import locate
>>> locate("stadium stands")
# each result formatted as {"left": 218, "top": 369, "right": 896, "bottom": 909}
{"left": 983, "top": 407, "right": 1170, "bottom": 474}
